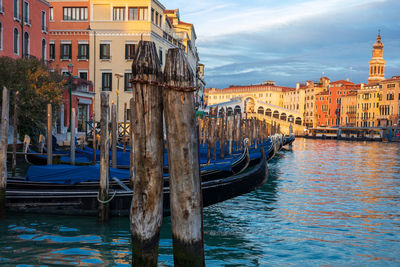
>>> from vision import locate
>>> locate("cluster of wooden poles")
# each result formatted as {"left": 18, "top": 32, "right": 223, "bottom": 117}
{"left": 198, "top": 108, "right": 281, "bottom": 163}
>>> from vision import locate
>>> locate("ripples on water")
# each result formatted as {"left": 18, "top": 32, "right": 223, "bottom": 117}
{"left": 1, "top": 139, "right": 400, "bottom": 266}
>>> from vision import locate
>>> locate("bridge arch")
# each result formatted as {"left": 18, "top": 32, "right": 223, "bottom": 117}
{"left": 265, "top": 108, "right": 272, "bottom": 117}
{"left": 234, "top": 105, "right": 241, "bottom": 115}
{"left": 273, "top": 110, "right": 280, "bottom": 119}
{"left": 227, "top": 107, "right": 233, "bottom": 116}
{"left": 244, "top": 97, "right": 255, "bottom": 113}
{"left": 257, "top": 106, "right": 264, "bottom": 114}
{"left": 280, "top": 113, "right": 287, "bottom": 121}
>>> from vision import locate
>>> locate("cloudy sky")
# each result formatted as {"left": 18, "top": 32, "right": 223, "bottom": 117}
{"left": 162, "top": 0, "right": 400, "bottom": 89}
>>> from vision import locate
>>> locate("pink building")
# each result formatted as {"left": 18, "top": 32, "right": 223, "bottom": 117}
{"left": 0, "top": 0, "right": 50, "bottom": 59}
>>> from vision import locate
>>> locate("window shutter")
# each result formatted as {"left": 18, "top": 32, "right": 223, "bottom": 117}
{"left": 102, "top": 73, "right": 105, "bottom": 90}
{"left": 125, "top": 44, "right": 128, "bottom": 59}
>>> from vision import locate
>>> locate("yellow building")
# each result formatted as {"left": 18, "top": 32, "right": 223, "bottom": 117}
{"left": 356, "top": 84, "right": 380, "bottom": 127}
{"left": 368, "top": 33, "right": 386, "bottom": 85}
{"left": 207, "top": 81, "right": 293, "bottom": 111}
{"left": 283, "top": 84, "right": 305, "bottom": 119}
{"left": 89, "top": 1, "right": 199, "bottom": 121}
{"left": 339, "top": 91, "right": 357, "bottom": 127}
{"left": 377, "top": 76, "right": 400, "bottom": 126}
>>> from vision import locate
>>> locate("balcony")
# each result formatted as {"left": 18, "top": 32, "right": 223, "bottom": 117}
{"left": 377, "top": 114, "right": 391, "bottom": 120}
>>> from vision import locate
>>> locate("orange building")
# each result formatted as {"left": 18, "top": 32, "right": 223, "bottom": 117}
{"left": 48, "top": 0, "right": 94, "bottom": 133}
{"left": 0, "top": 0, "right": 50, "bottom": 59}
{"left": 315, "top": 91, "right": 329, "bottom": 127}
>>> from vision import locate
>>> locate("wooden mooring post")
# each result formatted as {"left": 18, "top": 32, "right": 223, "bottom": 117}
{"left": 0, "top": 87, "right": 9, "bottom": 218}
{"left": 92, "top": 99, "right": 97, "bottom": 164}
{"left": 47, "top": 104, "right": 53, "bottom": 165}
{"left": 70, "top": 108, "right": 76, "bottom": 165}
{"left": 130, "top": 41, "right": 164, "bottom": 266}
{"left": 164, "top": 48, "right": 205, "bottom": 266}
{"left": 111, "top": 103, "right": 117, "bottom": 169}
{"left": 129, "top": 98, "right": 135, "bottom": 187}
{"left": 12, "top": 91, "right": 18, "bottom": 175}
{"left": 99, "top": 92, "right": 110, "bottom": 222}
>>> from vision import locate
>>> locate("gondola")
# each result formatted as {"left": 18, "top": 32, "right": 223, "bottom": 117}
{"left": 5, "top": 149, "right": 268, "bottom": 217}
{"left": 283, "top": 134, "right": 295, "bottom": 146}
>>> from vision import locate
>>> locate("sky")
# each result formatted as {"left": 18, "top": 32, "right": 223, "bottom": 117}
{"left": 162, "top": 0, "right": 400, "bottom": 89}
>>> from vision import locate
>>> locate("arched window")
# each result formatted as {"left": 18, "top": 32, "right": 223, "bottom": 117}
{"left": 0, "top": 22, "right": 2, "bottom": 50}
{"left": 14, "top": 28, "right": 19, "bottom": 54}
{"left": 24, "top": 32, "right": 29, "bottom": 58}
{"left": 41, "top": 39, "right": 46, "bottom": 60}
{"left": 234, "top": 105, "right": 241, "bottom": 115}
{"left": 257, "top": 106, "right": 264, "bottom": 114}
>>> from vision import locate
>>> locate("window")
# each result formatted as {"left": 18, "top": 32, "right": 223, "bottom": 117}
{"left": 24, "top": 1, "right": 29, "bottom": 24}
{"left": 0, "top": 23, "right": 2, "bottom": 51}
{"left": 125, "top": 44, "right": 136, "bottom": 59}
{"left": 78, "top": 43, "right": 89, "bottom": 59}
{"left": 49, "top": 7, "right": 53, "bottom": 21}
{"left": 113, "top": 7, "right": 125, "bottom": 21}
{"left": 49, "top": 43, "right": 55, "bottom": 60}
{"left": 102, "top": 72, "right": 112, "bottom": 91}
{"left": 79, "top": 70, "right": 88, "bottom": 80}
{"left": 100, "top": 43, "right": 110, "bottom": 60}
{"left": 151, "top": 8, "right": 154, "bottom": 22}
{"left": 124, "top": 72, "right": 133, "bottom": 91}
{"left": 128, "top": 7, "right": 148, "bottom": 20}
{"left": 23, "top": 32, "right": 29, "bottom": 57}
{"left": 41, "top": 39, "right": 46, "bottom": 60}
{"left": 0, "top": 0, "right": 3, "bottom": 13}
{"left": 41, "top": 11, "right": 46, "bottom": 32}
{"left": 13, "top": 28, "right": 19, "bottom": 54}
{"left": 60, "top": 43, "right": 72, "bottom": 60}
{"left": 63, "top": 7, "right": 88, "bottom": 21}
{"left": 14, "top": 0, "right": 19, "bottom": 19}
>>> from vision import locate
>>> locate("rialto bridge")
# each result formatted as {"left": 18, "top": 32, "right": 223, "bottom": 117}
{"left": 204, "top": 96, "right": 306, "bottom": 135}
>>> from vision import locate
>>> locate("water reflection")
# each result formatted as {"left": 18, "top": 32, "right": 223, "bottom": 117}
{"left": 1, "top": 139, "right": 400, "bottom": 265}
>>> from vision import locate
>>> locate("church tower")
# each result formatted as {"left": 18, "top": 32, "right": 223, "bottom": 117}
{"left": 368, "top": 33, "right": 386, "bottom": 84}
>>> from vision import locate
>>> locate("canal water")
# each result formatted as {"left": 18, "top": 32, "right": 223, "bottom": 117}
{"left": 1, "top": 138, "right": 400, "bottom": 266}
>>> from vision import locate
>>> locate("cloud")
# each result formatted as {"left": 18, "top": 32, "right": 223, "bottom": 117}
{"left": 163, "top": 0, "right": 400, "bottom": 88}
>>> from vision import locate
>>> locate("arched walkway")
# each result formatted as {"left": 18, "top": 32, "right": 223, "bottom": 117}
{"left": 227, "top": 107, "right": 233, "bottom": 116}
{"left": 273, "top": 110, "right": 279, "bottom": 119}
{"left": 257, "top": 106, "right": 264, "bottom": 114}
{"left": 265, "top": 108, "right": 272, "bottom": 117}
{"left": 288, "top": 115, "right": 294, "bottom": 123}
{"left": 295, "top": 117, "right": 302, "bottom": 125}
{"left": 280, "top": 113, "right": 287, "bottom": 121}
{"left": 234, "top": 105, "right": 241, "bottom": 115}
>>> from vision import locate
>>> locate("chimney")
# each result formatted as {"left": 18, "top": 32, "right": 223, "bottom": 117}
{"left": 296, "top": 83, "right": 300, "bottom": 90}
{"left": 346, "top": 78, "right": 349, "bottom": 82}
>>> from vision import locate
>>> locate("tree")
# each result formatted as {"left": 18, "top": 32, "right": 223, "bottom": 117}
{"left": 0, "top": 57, "right": 65, "bottom": 143}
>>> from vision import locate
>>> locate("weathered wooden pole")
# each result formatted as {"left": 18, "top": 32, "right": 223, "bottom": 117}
{"left": 219, "top": 107, "right": 225, "bottom": 159}
{"left": 99, "top": 92, "right": 110, "bottom": 222}
{"left": 0, "top": 87, "right": 9, "bottom": 218}
{"left": 12, "top": 91, "right": 18, "bottom": 175}
{"left": 129, "top": 98, "right": 135, "bottom": 187}
{"left": 164, "top": 48, "right": 205, "bottom": 266}
{"left": 212, "top": 108, "right": 218, "bottom": 161}
{"left": 130, "top": 41, "right": 164, "bottom": 266}
{"left": 123, "top": 102, "right": 127, "bottom": 154}
{"left": 111, "top": 103, "right": 117, "bottom": 169}
{"left": 47, "top": 103, "right": 53, "bottom": 165}
{"left": 70, "top": 108, "right": 76, "bottom": 165}
{"left": 206, "top": 110, "right": 213, "bottom": 164}
{"left": 92, "top": 101, "right": 96, "bottom": 164}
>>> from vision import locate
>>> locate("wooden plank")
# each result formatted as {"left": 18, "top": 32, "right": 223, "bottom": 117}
{"left": 12, "top": 91, "right": 18, "bottom": 175}
{"left": 163, "top": 48, "right": 205, "bottom": 266}
{"left": 130, "top": 41, "right": 164, "bottom": 266}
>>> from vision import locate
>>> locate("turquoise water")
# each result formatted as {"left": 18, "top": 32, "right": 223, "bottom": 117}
{"left": 1, "top": 138, "right": 400, "bottom": 266}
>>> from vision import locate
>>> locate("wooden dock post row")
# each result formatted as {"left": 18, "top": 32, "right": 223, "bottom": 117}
{"left": 0, "top": 87, "right": 9, "bottom": 218}
{"left": 12, "top": 91, "right": 18, "bottom": 175}
{"left": 47, "top": 104, "right": 53, "bottom": 165}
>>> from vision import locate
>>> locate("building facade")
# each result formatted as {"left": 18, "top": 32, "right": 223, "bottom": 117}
{"left": 48, "top": 0, "right": 94, "bottom": 133}
{"left": 356, "top": 84, "right": 379, "bottom": 127}
{"left": 377, "top": 76, "right": 400, "bottom": 127}
{"left": 0, "top": 0, "right": 50, "bottom": 59}
{"left": 339, "top": 92, "right": 357, "bottom": 127}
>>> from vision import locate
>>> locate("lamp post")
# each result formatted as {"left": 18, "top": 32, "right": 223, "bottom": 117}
{"left": 115, "top": 73, "right": 123, "bottom": 122}
{"left": 67, "top": 63, "right": 74, "bottom": 132}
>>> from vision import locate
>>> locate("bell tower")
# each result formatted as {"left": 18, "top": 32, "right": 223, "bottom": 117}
{"left": 368, "top": 32, "right": 386, "bottom": 85}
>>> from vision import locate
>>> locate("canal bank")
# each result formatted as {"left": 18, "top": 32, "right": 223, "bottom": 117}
{"left": 1, "top": 138, "right": 400, "bottom": 265}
